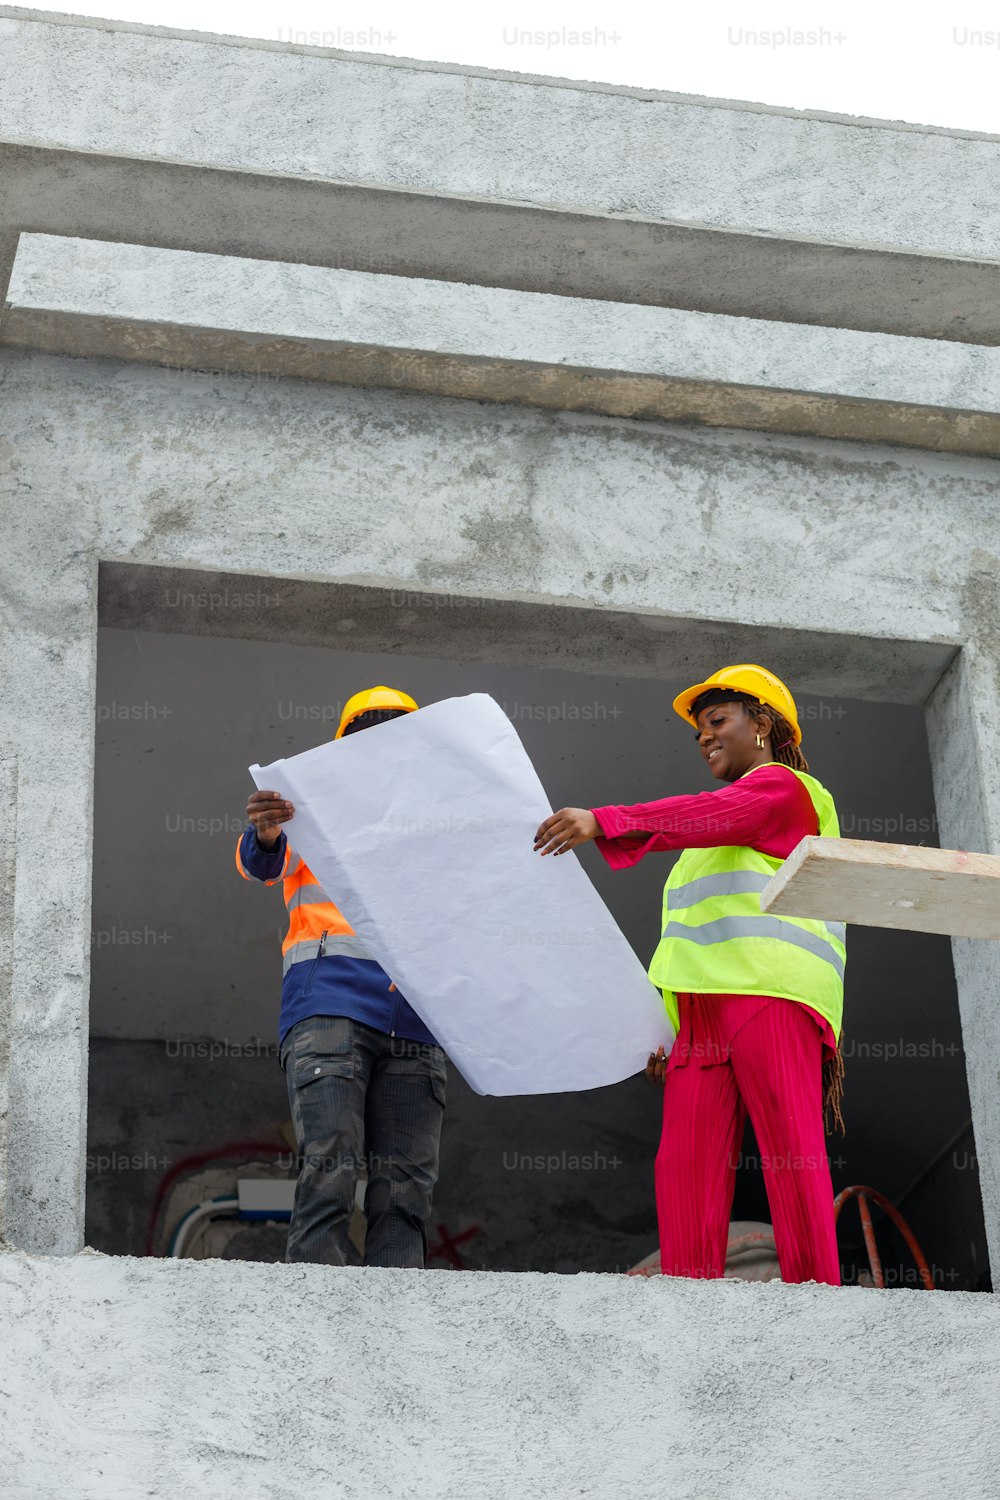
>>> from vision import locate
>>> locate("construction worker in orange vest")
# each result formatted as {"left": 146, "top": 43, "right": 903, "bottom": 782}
{"left": 236, "top": 686, "right": 447, "bottom": 1268}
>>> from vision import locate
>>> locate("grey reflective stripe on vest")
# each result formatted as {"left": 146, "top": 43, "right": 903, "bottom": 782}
{"left": 668, "top": 875, "right": 848, "bottom": 944}
{"left": 660, "top": 914, "right": 846, "bottom": 980}
{"left": 282, "top": 935, "right": 375, "bottom": 975}
{"left": 285, "top": 882, "right": 331, "bottom": 912}
{"left": 667, "top": 870, "right": 773, "bottom": 910}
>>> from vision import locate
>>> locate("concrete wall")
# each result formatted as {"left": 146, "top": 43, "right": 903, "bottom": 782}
{"left": 0, "top": 743, "right": 16, "bottom": 1244}
{"left": 4, "top": 342, "right": 1000, "bottom": 1260}
{"left": 2, "top": 1248, "right": 1000, "bottom": 1499}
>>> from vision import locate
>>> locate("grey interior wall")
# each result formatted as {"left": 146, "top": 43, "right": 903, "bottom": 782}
{"left": 927, "top": 645, "right": 1000, "bottom": 1274}
{"left": 86, "top": 1034, "right": 987, "bottom": 1287}
{"left": 85, "top": 625, "right": 984, "bottom": 1283}
{"left": 894, "top": 1122, "right": 989, "bottom": 1292}
{"left": 86, "top": 1039, "right": 670, "bottom": 1276}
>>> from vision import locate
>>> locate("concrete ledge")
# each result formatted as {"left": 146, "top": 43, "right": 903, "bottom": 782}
{"left": 10, "top": 236, "right": 1000, "bottom": 456}
{"left": 6, "top": 13, "right": 1000, "bottom": 339}
{"left": 1, "top": 1249, "right": 998, "bottom": 1498}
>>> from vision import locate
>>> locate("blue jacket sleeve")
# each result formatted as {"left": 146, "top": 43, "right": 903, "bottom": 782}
{"left": 235, "top": 825, "right": 289, "bottom": 884}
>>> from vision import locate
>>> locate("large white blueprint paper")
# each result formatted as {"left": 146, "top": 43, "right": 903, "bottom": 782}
{"left": 250, "top": 693, "right": 672, "bottom": 1095}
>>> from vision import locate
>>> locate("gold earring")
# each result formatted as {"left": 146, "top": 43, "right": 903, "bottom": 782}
{"left": 755, "top": 732, "right": 764, "bottom": 749}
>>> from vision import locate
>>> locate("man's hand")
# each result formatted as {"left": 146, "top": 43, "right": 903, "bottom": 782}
{"left": 645, "top": 1045, "right": 667, "bottom": 1087}
{"left": 533, "top": 807, "right": 600, "bottom": 856}
{"left": 247, "top": 789, "right": 295, "bottom": 849}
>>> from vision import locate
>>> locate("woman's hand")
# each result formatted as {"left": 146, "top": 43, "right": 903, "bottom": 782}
{"left": 534, "top": 807, "right": 600, "bottom": 856}
{"left": 645, "top": 1045, "right": 667, "bottom": 1087}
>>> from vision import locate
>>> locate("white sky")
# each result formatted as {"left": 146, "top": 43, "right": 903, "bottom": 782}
{"left": 24, "top": 0, "right": 1000, "bottom": 134}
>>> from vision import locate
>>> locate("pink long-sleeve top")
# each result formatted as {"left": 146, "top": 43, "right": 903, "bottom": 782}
{"left": 591, "top": 762, "right": 818, "bottom": 867}
{"left": 591, "top": 763, "right": 837, "bottom": 1067}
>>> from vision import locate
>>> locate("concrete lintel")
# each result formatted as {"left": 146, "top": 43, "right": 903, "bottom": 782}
{"left": 0, "top": 5, "right": 996, "bottom": 144}
{"left": 7, "top": 9, "right": 1000, "bottom": 341}
{"left": 9, "top": 236, "right": 1000, "bottom": 456}
{"left": 97, "top": 562, "right": 959, "bottom": 707}
{"left": 20, "top": 311, "right": 1000, "bottom": 457}
{"left": 4, "top": 144, "right": 1000, "bottom": 345}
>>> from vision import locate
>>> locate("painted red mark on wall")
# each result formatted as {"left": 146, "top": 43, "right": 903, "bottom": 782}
{"left": 428, "top": 1221, "right": 481, "bottom": 1270}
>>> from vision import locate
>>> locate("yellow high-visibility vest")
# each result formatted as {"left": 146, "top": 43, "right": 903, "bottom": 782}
{"left": 648, "top": 763, "right": 846, "bottom": 1035}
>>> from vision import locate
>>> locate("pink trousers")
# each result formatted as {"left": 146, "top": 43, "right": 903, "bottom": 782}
{"left": 655, "top": 996, "right": 841, "bottom": 1285}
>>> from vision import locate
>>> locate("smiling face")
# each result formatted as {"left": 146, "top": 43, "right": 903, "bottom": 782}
{"left": 694, "top": 697, "right": 773, "bottom": 783}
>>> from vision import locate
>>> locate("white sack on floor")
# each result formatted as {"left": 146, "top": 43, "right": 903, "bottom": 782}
{"left": 251, "top": 693, "right": 672, "bottom": 1095}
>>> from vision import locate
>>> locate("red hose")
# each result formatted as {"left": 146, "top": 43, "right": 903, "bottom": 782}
{"left": 834, "top": 1184, "right": 935, "bottom": 1290}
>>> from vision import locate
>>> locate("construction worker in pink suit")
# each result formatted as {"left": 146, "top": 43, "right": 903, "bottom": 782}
{"left": 534, "top": 665, "right": 846, "bottom": 1285}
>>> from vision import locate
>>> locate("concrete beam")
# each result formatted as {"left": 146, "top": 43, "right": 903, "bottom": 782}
{"left": 7, "top": 345, "right": 989, "bottom": 656}
{"left": 9, "top": 236, "right": 1000, "bottom": 457}
{"left": 97, "top": 563, "right": 957, "bottom": 707}
{"left": 6, "top": 11, "right": 1000, "bottom": 340}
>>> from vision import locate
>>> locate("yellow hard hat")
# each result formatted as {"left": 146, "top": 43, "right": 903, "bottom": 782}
{"left": 672, "top": 664, "right": 802, "bottom": 745}
{"left": 335, "top": 685, "right": 419, "bottom": 739}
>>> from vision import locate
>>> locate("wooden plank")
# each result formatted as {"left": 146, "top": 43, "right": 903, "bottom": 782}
{"left": 760, "top": 837, "right": 1000, "bottom": 940}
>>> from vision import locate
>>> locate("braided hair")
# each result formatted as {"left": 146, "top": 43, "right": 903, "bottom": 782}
{"left": 689, "top": 687, "right": 845, "bottom": 1132}
{"left": 752, "top": 702, "right": 810, "bottom": 774}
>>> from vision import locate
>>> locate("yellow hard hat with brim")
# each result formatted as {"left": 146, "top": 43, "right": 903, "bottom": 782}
{"left": 672, "top": 664, "right": 802, "bottom": 745}
{"left": 336, "top": 685, "right": 419, "bottom": 739}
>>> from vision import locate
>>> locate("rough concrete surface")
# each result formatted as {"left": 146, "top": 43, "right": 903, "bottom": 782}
{"left": 6, "top": 348, "right": 1000, "bottom": 651}
{"left": 12, "top": 234, "right": 1000, "bottom": 413}
{"left": 96, "top": 563, "right": 957, "bottom": 706}
{"left": 6, "top": 11, "right": 1000, "bottom": 338}
{"left": 0, "top": 742, "right": 15, "bottom": 1244}
{"left": 10, "top": 235, "right": 1000, "bottom": 456}
{"left": 4, "top": 6, "right": 1000, "bottom": 257}
{"left": 1, "top": 1249, "right": 999, "bottom": 1500}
